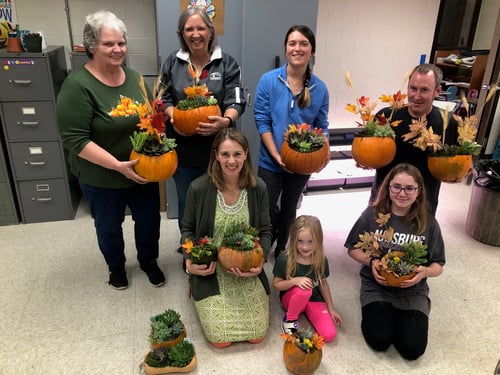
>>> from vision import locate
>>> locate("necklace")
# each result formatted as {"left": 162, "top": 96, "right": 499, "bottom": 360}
{"left": 287, "top": 78, "right": 303, "bottom": 94}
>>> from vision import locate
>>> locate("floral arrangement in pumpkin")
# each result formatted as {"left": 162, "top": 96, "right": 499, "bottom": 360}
{"left": 221, "top": 222, "right": 260, "bottom": 251}
{"left": 344, "top": 69, "right": 407, "bottom": 138}
{"left": 109, "top": 77, "right": 177, "bottom": 155}
{"left": 181, "top": 236, "right": 217, "bottom": 264}
{"left": 401, "top": 92, "right": 482, "bottom": 156}
{"left": 354, "top": 213, "right": 428, "bottom": 279}
{"left": 283, "top": 123, "right": 327, "bottom": 153}
{"left": 176, "top": 62, "right": 218, "bottom": 111}
{"left": 281, "top": 329, "right": 325, "bottom": 354}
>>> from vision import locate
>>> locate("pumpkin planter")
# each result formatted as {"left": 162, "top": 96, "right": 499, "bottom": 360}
{"left": 427, "top": 155, "right": 472, "bottom": 182}
{"left": 217, "top": 245, "right": 264, "bottom": 272}
{"left": 281, "top": 141, "right": 330, "bottom": 175}
{"left": 379, "top": 250, "right": 416, "bottom": 287}
{"left": 283, "top": 340, "right": 323, "bottom": 375}
{"left": 129, "top": 149, "right": 178, "bottom": 182}
{"left": 173, "top": 105, "right": 222, "bottom": 135}
{"left": 351, "top": 136, "right": 396, "bottom": 169}
{"left": 141, "top": 354, "right": 197, "bottom": 375}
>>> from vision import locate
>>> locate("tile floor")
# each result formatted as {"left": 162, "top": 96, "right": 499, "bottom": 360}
{"left": 0, "top": 182, "right": 498, "bottom": 374}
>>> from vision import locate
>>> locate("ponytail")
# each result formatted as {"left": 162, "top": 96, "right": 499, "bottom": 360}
{"left": 298, "top": 66, "right": 311, "bottom": 108}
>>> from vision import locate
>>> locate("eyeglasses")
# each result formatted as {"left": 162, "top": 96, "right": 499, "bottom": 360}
{"left": 389, "top": 185, "right": 419, "bottom": 195}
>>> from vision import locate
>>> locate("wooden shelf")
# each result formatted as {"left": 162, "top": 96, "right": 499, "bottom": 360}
{"left": 434, "top": 50, "right": 488, "bottom": 91}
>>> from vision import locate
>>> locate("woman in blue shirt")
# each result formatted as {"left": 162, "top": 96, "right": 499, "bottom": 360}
{"left": 254, "top": 25, "right": 329, "bottom": 259}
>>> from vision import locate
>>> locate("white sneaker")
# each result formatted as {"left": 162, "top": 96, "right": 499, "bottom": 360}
{"left": 281, "top": 316, "right": 298, "bottom": 334}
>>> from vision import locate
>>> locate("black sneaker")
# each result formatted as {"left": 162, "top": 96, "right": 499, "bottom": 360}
{"left": 140, "top": 260, "right": 165, "bottom": 287}
{"left": 108, "top": 267, "right": 128, "bottom": 290}
{"left": 281, "top": 316, "right": 298, "bottom": 334}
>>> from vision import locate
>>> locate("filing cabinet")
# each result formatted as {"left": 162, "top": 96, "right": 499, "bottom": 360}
{"left": 0, "top": 127, "right": 19, "bottom": 225}
{"left": 0, "top": 46, "right": 81, "bottom": 223}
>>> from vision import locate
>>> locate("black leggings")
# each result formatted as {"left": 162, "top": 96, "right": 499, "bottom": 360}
{"left": 361, "top": 302, "right": 428, "bottom": 360}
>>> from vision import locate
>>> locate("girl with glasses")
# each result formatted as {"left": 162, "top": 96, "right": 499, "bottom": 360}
{"left": 344, "top": 163, "right": 445, "bottom": 360}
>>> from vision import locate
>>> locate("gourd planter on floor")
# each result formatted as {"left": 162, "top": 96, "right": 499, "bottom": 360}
{"left": 149, "top": 309, "right": 187, "bottom": 349}
{"left": 218, "top": 222, "right": 264, "bottom": 272}
{"left": 142, "top": 340, "right": 197, "bottom": 375}
{"left": 281, "top": 330, "right": 325, "bottom": 375}
{"left": 351, "top": 136, "right": 396, "bottom": 169}
{"left": 427, "top": 155, "right": 472, "bottom": 182}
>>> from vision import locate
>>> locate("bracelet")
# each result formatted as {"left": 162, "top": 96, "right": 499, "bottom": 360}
{"left": 224, "top": 116, "right": 234, "bottom": 127}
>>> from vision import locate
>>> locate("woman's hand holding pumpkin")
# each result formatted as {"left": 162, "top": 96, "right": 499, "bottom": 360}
{"left": 196, "top": 115, "right": 227, "bottom": 136}
{"left": 116, "top": 159, "right": 148, "bottom": 185}
{"left": 230, "top": 258, "right": 264, "bottom": 278}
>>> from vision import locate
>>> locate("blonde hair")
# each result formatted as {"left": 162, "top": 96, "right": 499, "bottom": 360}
{"left": 285, "top": 215, "right": 325, "bottom": 284}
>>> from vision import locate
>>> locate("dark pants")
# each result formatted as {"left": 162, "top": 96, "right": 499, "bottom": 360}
{"left": 361, "top": 301, "right": 428, "bottom": 360}
{"left": 258, "top": 167, "right": 310, "bottom": 251}
{"left": 173, "top": 165, "right": 207, "bottom": 232}
{"left": 79, "top": 182, "right": 161, "bottom": 268}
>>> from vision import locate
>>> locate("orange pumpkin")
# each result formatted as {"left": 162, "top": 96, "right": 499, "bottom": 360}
{"left": 217, "top": 245, "right": 264, "bottom": 272}
{"left": 427, "top": 155, "right": 472, "bottom": 182}
{"left": 173, "top": 105, "right": 222, "bottom": 135}
{"left": 379, "top": 251, "right": 416, "bottom": 287}
{"left": 129, "top": 149, "right": 178, "bottom": 182}
{"left": 283, "top": 340, "right": 322, "bottom": 375}
{"left": 351, "top": 136, "right": 396, "bottom": 169}
{"left": 281, "top": 142, "right": 330, "bottom": 175}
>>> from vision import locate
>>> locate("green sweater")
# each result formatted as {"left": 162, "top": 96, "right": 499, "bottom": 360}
{"left": 182, "top": 174, "right": 272, "bottom": 301}
{"left": 56, "top": 66, "right": 147, "bottom": 188}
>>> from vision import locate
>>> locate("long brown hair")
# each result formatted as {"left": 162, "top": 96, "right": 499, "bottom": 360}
{"left": 373, "top": 163, "right": 429, "bottom": 234}
{"left": 207, "top": 128, "right": 256, "bottom": 191}
{"left": 285, "top": 215, "right": 325, "bottom": 285}
{"left": 284, "top": 25, "right": 316, "bottom": 108}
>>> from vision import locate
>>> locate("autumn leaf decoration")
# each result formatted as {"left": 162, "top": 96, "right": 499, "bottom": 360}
{"left": 354, "top": 212, "right": 394, "bottom": 258}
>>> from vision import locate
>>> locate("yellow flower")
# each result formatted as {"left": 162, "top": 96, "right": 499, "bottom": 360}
{"left": 393, "top": 256, "right": 401, "bottom": 263}
{"left": 184, "top": 83, "right": 210, "bottom": 99}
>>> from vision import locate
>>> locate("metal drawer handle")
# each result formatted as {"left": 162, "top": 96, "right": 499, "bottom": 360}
{"left": 25, "top": 160, "right": 46, "bottom": 166}
{"left": 18, "top": 121, "right": 40, "bottom": 127}
{"left": 33, "top": 197, "right": 53, "bottom": 202}
{"left": 8, "top": 79, "right": 33, "bottom": 86}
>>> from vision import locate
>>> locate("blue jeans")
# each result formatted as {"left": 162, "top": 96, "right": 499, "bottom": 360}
{"left": 79, "top": 182, "right": 161, "bottom": 268}
{"left": 258, "top": 167, "right": 310, "bottom": 250}
{"left": 173, "top": 165, "right": 207, "bottom": 231}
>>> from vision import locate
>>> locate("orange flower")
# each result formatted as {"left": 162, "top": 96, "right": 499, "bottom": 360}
{"left": 184, "top": 83, "right": 211, "bottom": 99}
{"left": 181, "top": 238, "right": 194, "bottom": 254}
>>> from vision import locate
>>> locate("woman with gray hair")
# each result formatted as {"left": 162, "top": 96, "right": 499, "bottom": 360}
{"left": 160, "top": 6, "right": 246, "bottom": 244}
{"left": 57, "top": 10, "right": 165, "bottom": 289}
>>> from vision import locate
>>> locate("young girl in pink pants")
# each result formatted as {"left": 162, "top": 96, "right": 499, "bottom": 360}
{"left": 273, "top": 215, "right": 342, "bottom": 342}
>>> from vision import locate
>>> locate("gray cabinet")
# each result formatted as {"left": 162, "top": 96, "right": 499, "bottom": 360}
{"left": 0, "top": 46, "right": 80, "bottom": 223}
{"left": 0, "top": 128, "right": 19, "bottom": 225}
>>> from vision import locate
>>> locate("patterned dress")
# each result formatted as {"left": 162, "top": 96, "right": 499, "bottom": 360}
{"left": 194, "top": 190, "right": 269, "bottom": 343}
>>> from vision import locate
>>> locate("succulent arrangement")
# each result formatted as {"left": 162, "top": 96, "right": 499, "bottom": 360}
{"left": 144, "top": 340, "right": 195, "bottom": 369}
{"left": 220, "top": 222, "right": 260, "bottom": 251}
{"left": 149, "top": 309, "right": 185, "bottom": 345}
{"left": 283, "top": 123, "right": 326, "bottom": 153}
{"left": 142, "top": 308, "right": 197, "bottom": 374}
{"left": 380, "top": 242, "right": 428, "bottom": 277}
